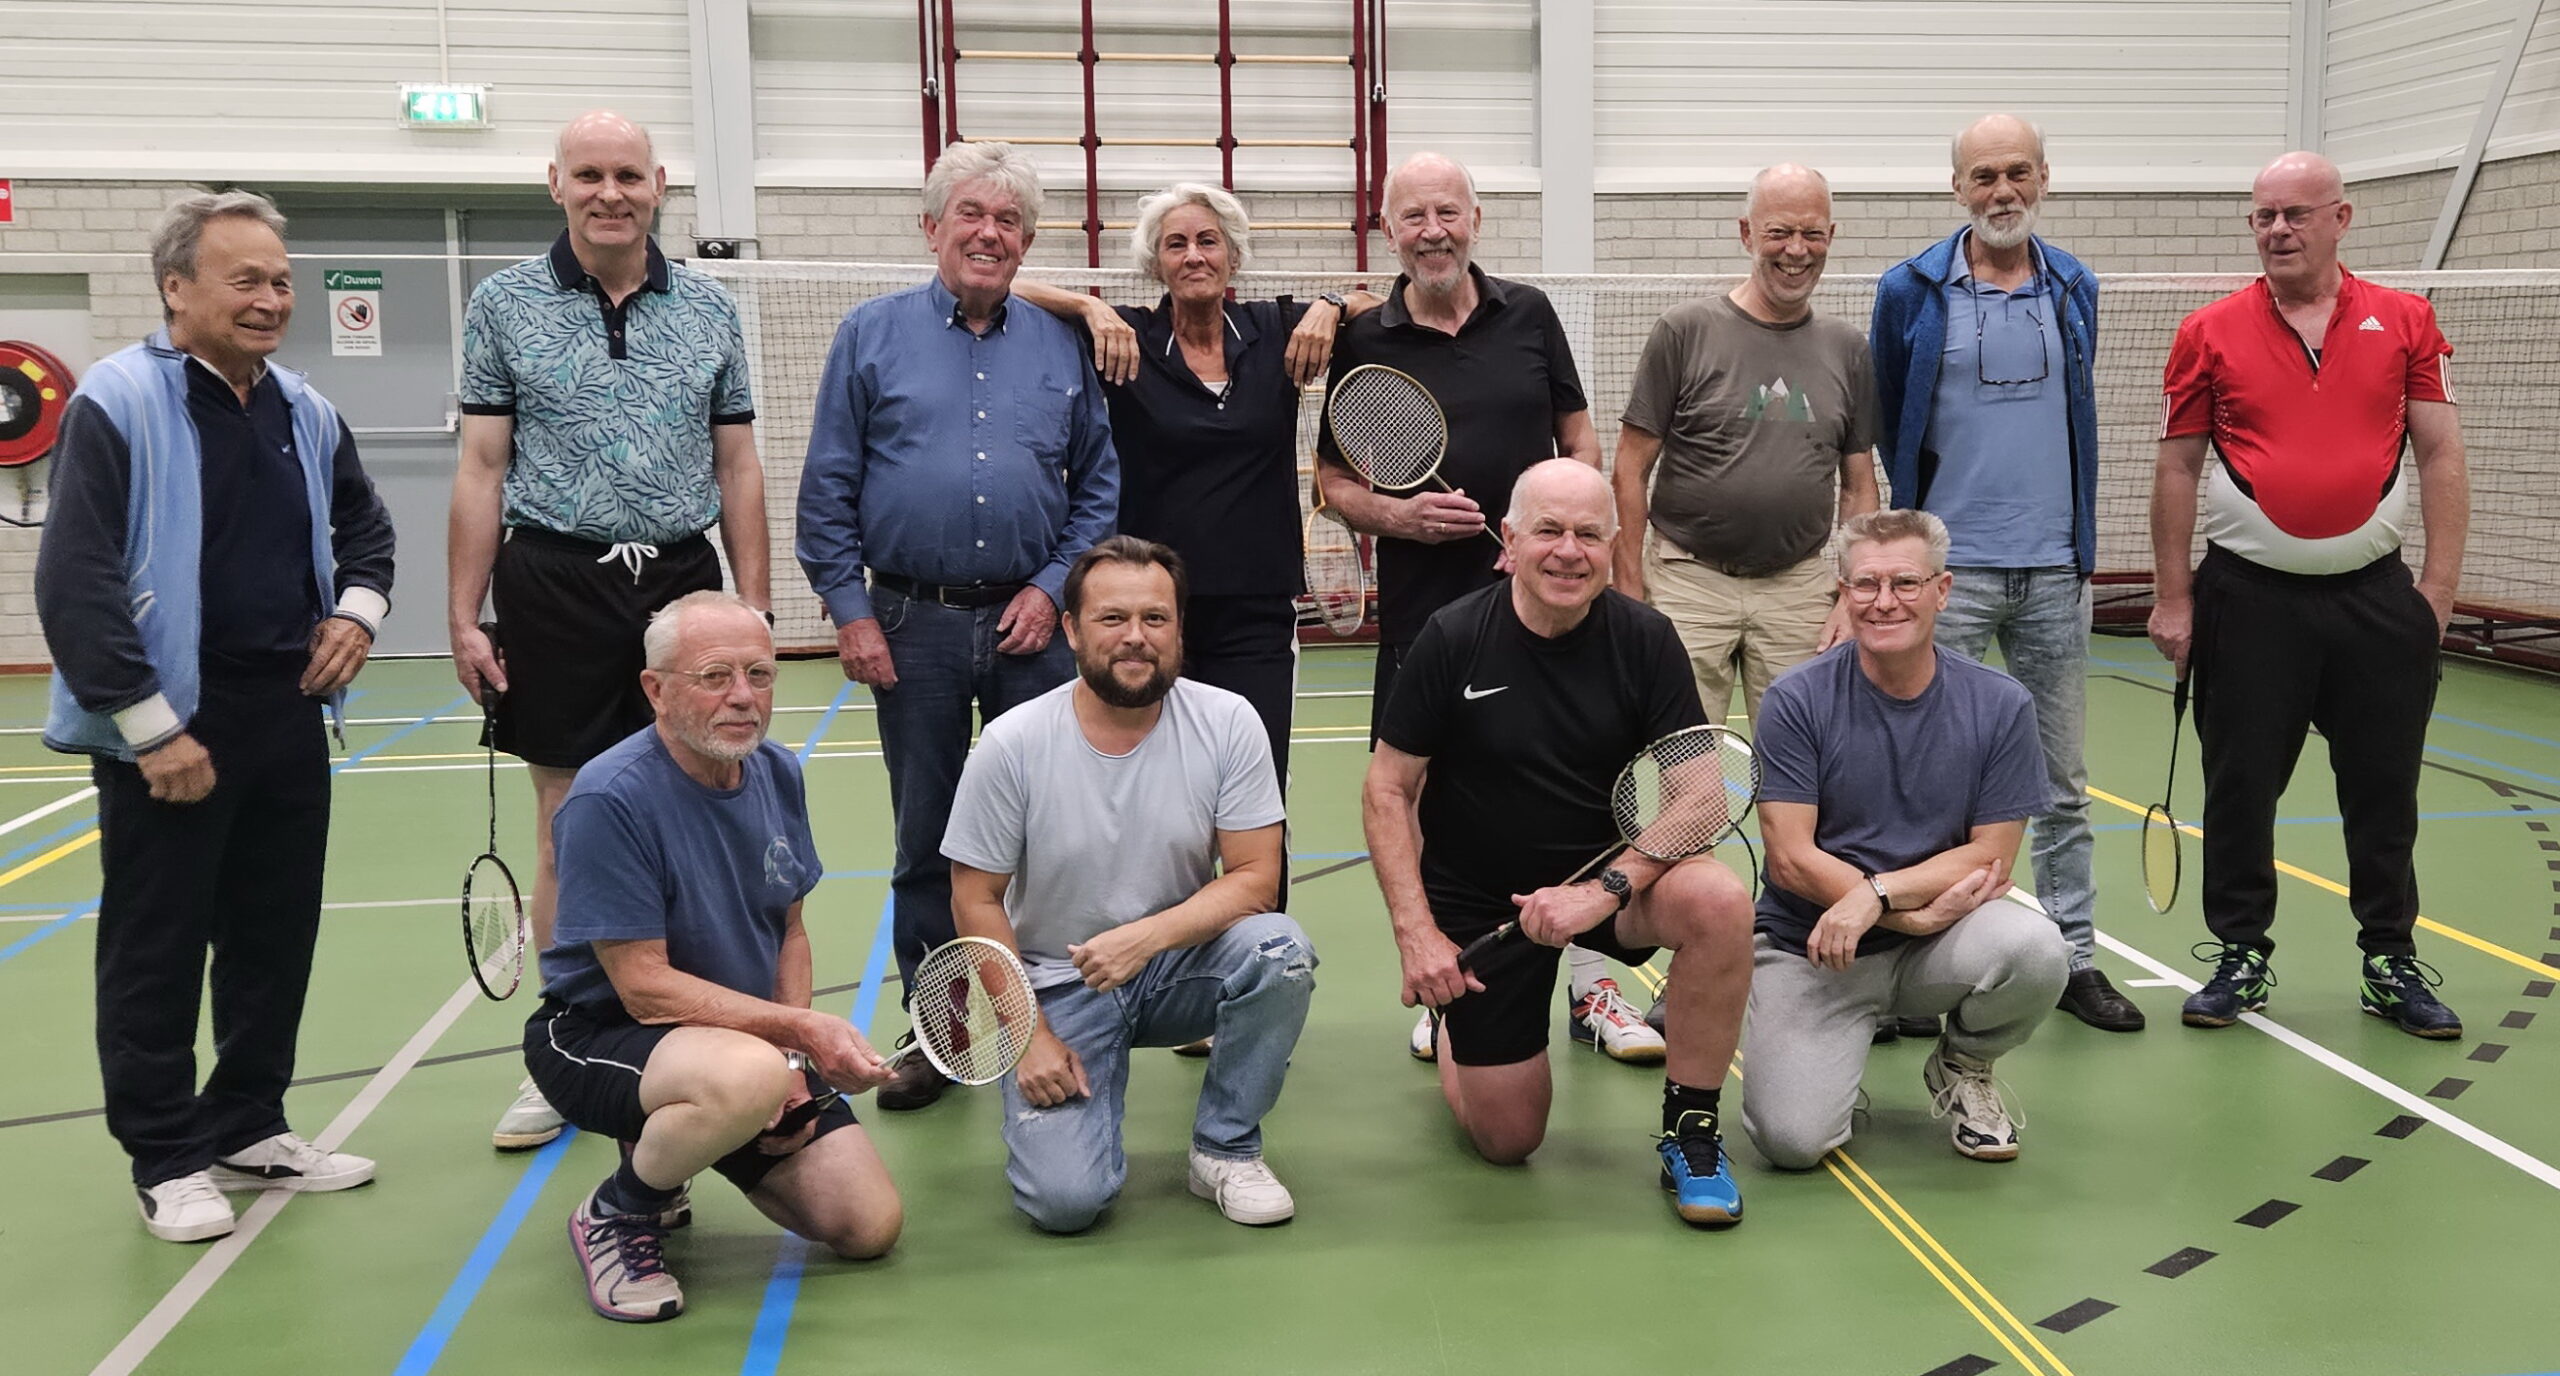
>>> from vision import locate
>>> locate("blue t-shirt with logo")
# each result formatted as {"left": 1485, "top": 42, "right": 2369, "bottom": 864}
{"left": 540, "top": 727, "right": 822, "bottom": 1010}
{"left": 1752, "top": 643, "right": 2050, "bottom": 959}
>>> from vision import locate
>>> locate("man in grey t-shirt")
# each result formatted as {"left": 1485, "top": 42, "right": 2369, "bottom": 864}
{"left": 943, "top": 536, "right": 1314, "bottom": 1233}
{"left": 1739, "top": 510, "right": 2067, "bottom": 1171}
{"left": 1612, "top": 164, "right": 1881, "bottom": 729}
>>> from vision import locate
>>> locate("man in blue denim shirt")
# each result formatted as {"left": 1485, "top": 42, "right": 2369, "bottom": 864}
{"left": 797, "top": 142, "right": 1120, "bottom": 1108}
{"left": 1868, "top": 115, "right": 2140, "bottom": 1033}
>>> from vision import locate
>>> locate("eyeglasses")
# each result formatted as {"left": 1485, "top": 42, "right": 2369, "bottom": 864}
{"left": 1977, "top": 298, "right": 2048, "bottom": 387}
{"left": 2246, "top": 200, "right": 2341, "bottom": 231}
{"left": 1842, "top": 573, "right": 1943, "bottom": 603}
{"left": 664, "top": 662, "right": 779, "bottom": 693}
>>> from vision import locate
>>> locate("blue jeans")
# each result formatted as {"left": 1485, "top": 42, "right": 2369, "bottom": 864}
{"left": 1000, "top": 913, "right": 1317, "bottom": 1233}
{"left": 871, "top": 585, "right": 1074, "bottom": 992}
{"left": 1933, "top": 567, "right": 2097, "bottom": 970}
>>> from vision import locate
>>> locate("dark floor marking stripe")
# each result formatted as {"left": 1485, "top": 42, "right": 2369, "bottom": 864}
{"left": 0, "top": 1043, "right": 524, "bottom": 1131}
{"left": 2502, "top": 1010, "right": 2535, "bottom": 1030}
{"left": 2534, "top": 820, "right": 2554, "bottom": 832}
{"left": 2377, "top": 1114, "right": 2429, "bottom": 1138}
{"left": 2528, "top": 980, "right": 2556, "bottom": 998}
{"left": 2427, "top": 1077, "right": 2474, "bottom": 1100}
{"left": 2146, "top": 1246, "right": 2216, "bottom": 1278}
{"left": 2237, "top": 1199, "right": 2299, "bottom": 1228}
{"left": 2312, "top": 1154, "right": 2370, "bottom": 1181}
{"left": 2035, "top": 1299, "right": 2117, "bottom": 1334}
{"left": 1919, "top": 1357, "right": 1997, "bottom": 1376}
{"left": 2469, "top": 1042, "right": 2510, "bottom": 1063}
{"left": 1292, "top": 853, "right": 1373, "bottom": 885}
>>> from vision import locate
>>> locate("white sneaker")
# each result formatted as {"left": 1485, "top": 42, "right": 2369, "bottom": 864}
{"left": 1187, "top": 1150, "right": 1296, "bottom": 1225}
{"left": 1569, "top": 977, "right": 1668, "bottom": 1064}
{"left": 494, "top": 1078, "right": 566, "bottom": 1150}
{"left": 208, "top": 1131, "right": 377, "bottom": 1193}
{"left": 1408, "top": 1007, "right": 1439, "bottom": 1063}
{"left": 137, "top": 1171, "right": 235, "bottom": 1243}
{"left": 1923, "top": 1044, "right": 2023, "bottom": 1162}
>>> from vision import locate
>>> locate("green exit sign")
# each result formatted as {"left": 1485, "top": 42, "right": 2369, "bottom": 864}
{"left": 399, "top": 84, "right": 490, "bottom": 129}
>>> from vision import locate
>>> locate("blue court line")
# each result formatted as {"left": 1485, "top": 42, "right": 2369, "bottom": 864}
{"left": 739, "top": 889, "right": 897, "bottom": 1376}
{"left": 2428, "top": 711, "right": 2560, "bottom": 755}
{"left": 798, "top": 682, "right": 856, "bottom": 763}
{"left": 2087, "top": 650, "right": 2560, "bottom": 790}
{"left": 0, "top": 697, "right": 471, "bottom": 970}
{"left": 0, "top": 812, "right": 101, "bottom": 870}
{"left": 2088, "top": 805, "right": 2560, "bottom": 834}
{"left": 389, "top": 1128, "right": 583, "bottom": 1376}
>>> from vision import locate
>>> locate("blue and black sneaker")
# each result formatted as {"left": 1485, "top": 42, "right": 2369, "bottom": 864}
{"left": 1657, "top": 1110, "right": 1742, "bottom": 1228}
{"left": 2181, "top": 943, "right": 2274, "bottom": 1028}
{"left": 2360, "top": 954, "right": 2463, "bottom": 1039}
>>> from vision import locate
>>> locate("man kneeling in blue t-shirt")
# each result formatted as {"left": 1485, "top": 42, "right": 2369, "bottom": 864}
{"left": 1742, "top": 510, "right": 2069, "bottom": 1168}
{"left": 524, "top": 591, "right": 902, "bottom": 1322}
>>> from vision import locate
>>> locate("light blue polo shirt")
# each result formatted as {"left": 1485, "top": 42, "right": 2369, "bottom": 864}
{"left": 1919, "top": 231, "right": 2074, "bottom": 568}
{"left": 460, "top": 233, "right": 755, "bottom": 545}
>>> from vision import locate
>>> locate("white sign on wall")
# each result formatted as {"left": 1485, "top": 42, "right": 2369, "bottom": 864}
{"left": 325, "top": 269, "right": 382, "bottom": 357}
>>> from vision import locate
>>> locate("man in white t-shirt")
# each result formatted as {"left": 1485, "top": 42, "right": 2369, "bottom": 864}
{"left": 943, "top": 536, "right": 1314, "bottom": 1233}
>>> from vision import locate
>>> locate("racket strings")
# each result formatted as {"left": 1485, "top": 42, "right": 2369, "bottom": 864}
{"left": 1614, "top": 728, "right": 1759, "bottom": 860}
{"left": 1330, "top": 371, "right": 1445, "bottom": 489}
{"left": 908, "top": 941, "right": 1038, "bottom": 1084}
{"left": 1302, "top": 515, "right": 1367, "bottom": 636}
{"left": 461, "top": 852, "right": 525, "bottom": 999}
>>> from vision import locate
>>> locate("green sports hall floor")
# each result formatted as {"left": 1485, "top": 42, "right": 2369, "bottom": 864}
{"left": 2, "top": 641, "right": 2557, "bottom": 1376}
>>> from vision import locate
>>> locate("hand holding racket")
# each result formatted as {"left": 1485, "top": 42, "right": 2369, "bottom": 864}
{"left": 1326, "top": 364, "right": 1494, "bottom": 547}
{"left": 2141, "top": 674, "right": 2192, "bottom": 913}
{"left": 1453, "top": 725, "right": 1760, "bottom": 984}
{"left": 772, "top": 935, "right": 1042, "bottom": 1124}
{"left": 460, "top": 692, "right": 526, "bottom": 1001}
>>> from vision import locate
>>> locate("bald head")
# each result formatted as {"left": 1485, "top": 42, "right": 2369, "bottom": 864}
{"left": 1384, "top": 151, "right": 1478, "bottom": 213}
{"left": 1505, "top": 458, "right": 1614, "bottom": 540}
{"left": 1744, "top": 164, "right": 1832, "bottom": 223}
{"left": 1950, "top": 114, "right": 2046, "bottom": 173}
{"left": 2255, "top": 150, "right": 2344, "bottom": 203}
{"left": 555, "top": 111, "right": 654, "bottom": 169}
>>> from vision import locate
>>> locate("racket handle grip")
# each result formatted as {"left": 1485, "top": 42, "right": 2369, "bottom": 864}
{"left": 1456, "top": 922, "right": 1516, "bottom": 972}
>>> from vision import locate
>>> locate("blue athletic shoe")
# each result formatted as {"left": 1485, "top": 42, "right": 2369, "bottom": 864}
{"left": 2181, "top": 943, "right": 2274, "bottom": 1028}
{"left": 1657, "top": 1111, "right": 1742, "bottom": 1228}
{"left": 2360, "top": 954, "right": 2463, "bottom": 1040}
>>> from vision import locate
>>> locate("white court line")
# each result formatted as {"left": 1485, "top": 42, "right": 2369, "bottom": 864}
{"left": 2123, "top": 978, "right": 2183, "bottom": 988}
{"left": 89, "top": 975, "right": 484, "bottom": 1376}
{"left": 2013, "top": 880, "right": 2560, "bottom": 1193}
{"left": 0, "top": 784, "right": 97, "bottom": 834}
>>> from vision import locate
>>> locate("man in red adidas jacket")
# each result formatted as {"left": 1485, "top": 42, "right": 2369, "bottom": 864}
{"left": 2148, "top": 151, "right": 2470, "bottom": 1040}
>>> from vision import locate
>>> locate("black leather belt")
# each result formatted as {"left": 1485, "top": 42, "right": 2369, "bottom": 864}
{"left": 870, "top": 571, "right": 1028, "bottom": 609}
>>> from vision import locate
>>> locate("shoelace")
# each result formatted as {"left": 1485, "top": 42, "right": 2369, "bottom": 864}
{"left": 594, "top": 542, "right": 661, "bottom": 583}
{"left": 591, "top": 1211, "right": 672, "bottom": 1279}
{"left": 1585, "top": 982, "right": 1646, "bottom": 1031}
{"left": 2190, "top": 941, "right": 2277, "bottom": 992}
{"left": 1661, "top": 1110, "right": 1722, "bottom": 1175}
{"left": 164, "top": 1174, "right": 226, "bottom": 1209}
{"left": 2373, "top": 955, "right": 2446, "bottom": 991}
{"left": 1929, "top": 1057, "right": 2025, "bottom": 1129}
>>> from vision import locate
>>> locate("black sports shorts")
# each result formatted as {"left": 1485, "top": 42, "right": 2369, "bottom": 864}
{"left": 488, "top": 526, "right": 723, "bottom": 769}
{"left": 1436, "top": 909, "right": 1659, "bottom": 1067}
{"left": 524, "top": 998, "right": 858, "bottom": 1194}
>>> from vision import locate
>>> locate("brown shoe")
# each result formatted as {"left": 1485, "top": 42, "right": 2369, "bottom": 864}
{"left": 876, "top": 1056, "right": 950, "bottom": 1111}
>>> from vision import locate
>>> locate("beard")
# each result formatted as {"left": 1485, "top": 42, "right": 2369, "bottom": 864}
{"left": 1970, "top": 201, "right": 2039, "bottom": 251}
{"left": 1080, "top": 650, "right": 1179, "bottom": 709}
{"left": 677, "top": 716, "right": 767, "bottom": 764}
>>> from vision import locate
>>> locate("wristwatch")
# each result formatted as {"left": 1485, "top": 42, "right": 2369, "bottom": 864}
{"left": 1318, "top": 291, "right": 1347, "bottom": 312}
{"left": 783, "top": 1050, "right": 812, "bottom": 1073}
{"left": 1599, "top": 866, "right": 1635, "bottom": 913}
{"left": 1864, "top": 872, "right": 1893, "bottom": 912}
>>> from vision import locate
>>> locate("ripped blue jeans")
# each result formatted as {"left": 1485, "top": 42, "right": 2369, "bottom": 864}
{"left": 999, "top": 912, "right": 1317, "bottom": 1233}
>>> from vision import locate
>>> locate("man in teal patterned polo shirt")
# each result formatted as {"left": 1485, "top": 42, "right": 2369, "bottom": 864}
{"left": 450, "top": 109, "right": 773, "bottom": 1151}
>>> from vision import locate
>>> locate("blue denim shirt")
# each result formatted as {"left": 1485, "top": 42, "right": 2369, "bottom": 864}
{"left": 796, "top": 278, "right": 1119, "bottom": 625}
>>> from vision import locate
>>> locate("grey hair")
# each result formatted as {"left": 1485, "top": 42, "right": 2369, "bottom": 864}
{"left": 1742, "top": 164, "right": 1832, "bottom": 222}
{"left": 1948, "top": 114, "right": 2048, "bottom": 172}
{"left": 151, "top": 191, "right": 288, "bottom": 316}
{"left": 1129, "top": 182, "right": 1253, "bottom": 278}
{"left": 643, "top": 590, "right": 767, "bottom": 671}
{"left": 923, "top": 142, "right": 1045, "bottom": 232}
{"left": 1836, "top": 509, "right": 1952, "bottom": 577}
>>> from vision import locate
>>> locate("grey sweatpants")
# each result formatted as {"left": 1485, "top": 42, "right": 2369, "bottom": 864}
{"left": 1741, "top": 898, "right": 2068, "bottom": 1170}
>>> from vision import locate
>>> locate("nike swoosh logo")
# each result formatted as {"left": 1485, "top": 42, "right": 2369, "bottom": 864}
{"left": 1461, "top": 685, "right": 1509, "bottom": 700}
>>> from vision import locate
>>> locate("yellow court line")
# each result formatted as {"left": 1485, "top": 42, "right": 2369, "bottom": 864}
{"left": 1618, "top": 963, "right": 2060, "bottom": 1371}
{"left": 0, "top": 830, "right": 100, "bottom": 889}
{"left": 1833, "top": 1150, "right": 2076, "bottom": 1376}
{"left": 2085, "top": 783, "right": 2560, "bottom": 981}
